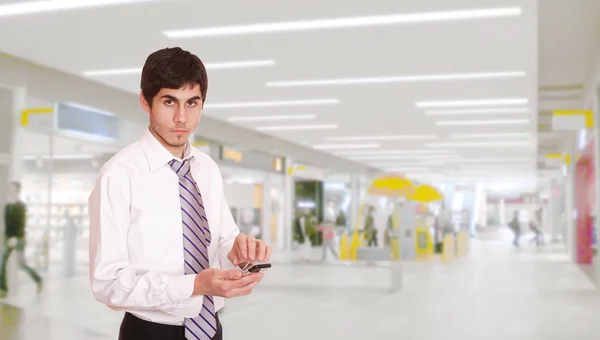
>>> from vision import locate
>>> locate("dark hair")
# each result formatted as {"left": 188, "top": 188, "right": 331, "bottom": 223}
{"left": 10, "top": 181, "right": 21, "bottom": 193}
{"left": 141, "top": 47, "right": 208, "bottom": 107}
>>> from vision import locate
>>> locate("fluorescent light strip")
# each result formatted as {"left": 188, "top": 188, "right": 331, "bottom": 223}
{"left": 313, "top": 144, "right": 380, "bottom": 150}
{"left": 84, "top": 59, "right": 275, "bottom": 76}
{"left": 425, "top": 107, "right": 528, "bottom": 115}
{"left": 446, "top": 158, "right": 531, "bottom": 163}
{"left": 267, "top": 71, "right": 525, "bottom": 87}
{"left": 334, "top": 149, "right": 455, "bottom": 156}
{"left": 450, "top": 133, "right": 532, "bottom": 139}
{"left": 227, "top": 114, "right": 316, "bottom": 122}
{"left": 326, "top": 134, "right": 436, "bottom": 141}
{"left": 350, "top": 155, "right": 458, "bottom": 160}
{"left": 164, "top": 7, "right": 521, "bottom": 38}
{"left": 437, "top": 119, "right": 529, "bottom": 126}
{"left": 256, "top": 124, "right": 338, "bottom": 131}
{"left": 385, "top": 167, "right": 431, "bottom": 172}
{"left": 205, "top": 99, "right": 339, "bottom": 109}
{"left": 0, "top": 0, "right": 157, "bottom": 17}
{"left": 425, "top": 141, "right": 532, "bottom": 148}
{"left": 416, "top": 98, "right": 528, "bottom": 108}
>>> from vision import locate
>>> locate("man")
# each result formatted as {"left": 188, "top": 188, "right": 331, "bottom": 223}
{"left": 88, "top": 47, "right": 271, "bottom": 340}
{"left": 0, "top": 181, "right": 43, "bottom": 297}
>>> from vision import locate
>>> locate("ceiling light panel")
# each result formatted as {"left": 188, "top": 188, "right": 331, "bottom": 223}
{"left": 425, "top": 141, "right": 532, "bottom": 148}
{"left": 450, "top": 133, "right": 532, "bottom": 139}
{"left": 227, "top": 114, "right": 316, "bottom": 122}
{"left": 334, "top": 149, "right": 456, "bottom": 156}
{"left": 84, "top": 59, "right": 275, "bottom": 76}
{"left": 313, "top": 144, "right": 380, "bottom": 150}
{"left": 163, "top": 7, "right": 521, "bottom": 38}
{"left": 436, "top": 119, "right": 530, "bottom": 126}
{"left": 267, "top": 71, "right": 525, "bottom": 87}
{"left": 205, "top": 99, "right": 340, "bottom": 109}
{"left": 0, "top": 0, "right": 158, "bottom": 17}
{"left": 325, "top": 135, "right": 437, "bottom": 141}
{"left": 416, "top": 98, "right": 528, "bottom": 108}
{"left": 425, "top": 108, "right": 528, "bottom": 115}
{"left": 349, "top": 155, "right": 459, "bottom": 160}
{"left": 256, "top": 124, "right": 339, "bottom": 131}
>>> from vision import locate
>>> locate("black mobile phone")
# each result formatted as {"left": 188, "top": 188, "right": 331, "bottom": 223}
{"left": 247, "top": 263, "right": 272, "bottom": 273}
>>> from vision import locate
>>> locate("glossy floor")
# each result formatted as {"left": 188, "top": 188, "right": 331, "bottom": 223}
{"left": 1, "top": 231, "right": 599, "bottom": 340}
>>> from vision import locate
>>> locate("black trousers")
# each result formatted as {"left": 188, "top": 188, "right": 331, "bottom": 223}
{"left": 119, "top": 312, "right": 222, "bottom": 340}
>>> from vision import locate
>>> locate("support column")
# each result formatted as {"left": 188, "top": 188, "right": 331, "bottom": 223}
{"left": 0, "top": 86, "right": 26, "bottom": 295}
{"left": 261, "top": 174, "right": 272, "bottom": 246}
{"left": 350, "top": 175, "right": 360, "bottom": 231}
{"left": 549, "top": 179, "right": 558, "bottom": 242}
{"left": 282, "top": 158, "right": 294, "bottom": 251}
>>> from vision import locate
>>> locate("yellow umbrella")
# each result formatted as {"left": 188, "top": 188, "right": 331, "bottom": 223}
{"left": 410, "top": 184, "right": 443, "bottom": 202}
{"left": 368, "top": 172, "right": 415, "bottom": 198}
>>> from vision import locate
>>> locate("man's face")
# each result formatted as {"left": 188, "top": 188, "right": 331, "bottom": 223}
{"left": 140, "top": 84, "right": 203, "bottom": 155}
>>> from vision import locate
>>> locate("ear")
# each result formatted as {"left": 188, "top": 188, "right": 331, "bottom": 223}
{"left": 140, "top": 91, "right": 151, "bottom": 114}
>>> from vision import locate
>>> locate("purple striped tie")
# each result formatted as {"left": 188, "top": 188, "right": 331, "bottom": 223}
{"left": 169, "top": 158, "right": 217, "bottom": 340}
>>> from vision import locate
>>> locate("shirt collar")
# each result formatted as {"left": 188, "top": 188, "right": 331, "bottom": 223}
{"left": 140, "top": 127, "right": 195, "bottom": 172}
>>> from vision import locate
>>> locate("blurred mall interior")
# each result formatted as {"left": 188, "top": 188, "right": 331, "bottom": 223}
{"left": 2, "top": 0, "right": 600, "bottom": 339}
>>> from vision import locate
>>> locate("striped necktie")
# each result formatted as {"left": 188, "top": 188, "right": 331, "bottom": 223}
{"left": 169, "top": 158, "right": 217, "bottom": 340}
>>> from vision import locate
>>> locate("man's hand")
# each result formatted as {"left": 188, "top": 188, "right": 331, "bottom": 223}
{"left": 193, "top": 269, "right": 264, "bottom": 298}
{"left": 227, "top": 234, "right": 271, "bottom": 267}
{"left": 7, "top": 237, "right": 17, "bottom": 248}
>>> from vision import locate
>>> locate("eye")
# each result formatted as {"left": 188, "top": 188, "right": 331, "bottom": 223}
{"left": 187, "top": 100, "right": 197, "bottom": 107}
{"left": 165, "top": 99, "right": 174, "bottom": 105}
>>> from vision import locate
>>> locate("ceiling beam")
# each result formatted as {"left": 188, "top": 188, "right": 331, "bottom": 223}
{"left": 0, "top": 52, "right": 376, "bottom": 175}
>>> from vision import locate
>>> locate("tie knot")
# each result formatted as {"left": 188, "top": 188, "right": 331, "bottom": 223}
{"left": 169, "top": 159, "right": 191, "bottom": 178}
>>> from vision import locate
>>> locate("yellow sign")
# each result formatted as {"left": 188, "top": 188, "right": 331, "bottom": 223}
{"left": 21, "top": 107, "right": 53, "bottom": 127}
{"left": 222, "top": 146, "right": 243, "bottom": 163}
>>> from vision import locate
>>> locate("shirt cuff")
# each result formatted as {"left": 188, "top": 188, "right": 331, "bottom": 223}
{"left": 168, "top": 274, "right": 196, "bottom": 302}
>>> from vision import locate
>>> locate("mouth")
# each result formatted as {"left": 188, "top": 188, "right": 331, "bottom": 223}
{"left": 172, "top": 129, "right": 189, "bottom": 135}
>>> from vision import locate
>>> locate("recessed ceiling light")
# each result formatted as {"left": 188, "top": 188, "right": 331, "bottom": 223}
{"left": 334, "top": 149, "right": 455, "bottom": 156}
{"left": 0, "top": 0, "right": 157, "bottom": 17}
{"left": 384, "top": 167, "right": 432, "bottom": 172}
{"left": 163, "top": 7, "right": 521, "bottom": 38}
{"left": 446, "top": 158, "right": 531, "bottom": 163}
{"left": 83, "top": 59, "right": 275, "bottom": 76}
{"left": 450, "top": 133, "right": 532, "bottom": 139}
{"left": 205, "top": 99, "right": 340, "bottom": 109}
{"left": 436, "top": 119, "right": 529, "bottom": 126}
{"left": 349, "top": 154, "right": 459, "bottom": 160}
{"left": 313, "top": 144, "right": 380, "bottom": 150}
{"left": 425, "top": 141, "right": 532, "bottom": 148}
{"left": 256, "top": 124, "right": 339, "bottom": 131}
{"left": 267, "top": 71, "right": 525, "bottom": 87}
{"left": 227, "top": 114, "right": 316, "bottom": 122}
{"left": 425, "top": 107, "right": 528, "bottom": 115}
{"left": 325, "top": 135, "right": 437, "bottom": 141}
{"left": 416, "top": 98, "right": 528, "bottom": 108}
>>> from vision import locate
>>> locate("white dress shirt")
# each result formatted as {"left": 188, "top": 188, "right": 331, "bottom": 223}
{"left": 88, "top": 128, "right": 239, "bottom": 325}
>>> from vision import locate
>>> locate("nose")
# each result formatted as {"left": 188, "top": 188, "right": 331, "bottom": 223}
{"left": 174, "top": 104, "right": 188, "bottom": 124}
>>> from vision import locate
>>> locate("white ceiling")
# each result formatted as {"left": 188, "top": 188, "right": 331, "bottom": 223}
{"left": 0, "top": 0, "right": 541, "bottom": 184}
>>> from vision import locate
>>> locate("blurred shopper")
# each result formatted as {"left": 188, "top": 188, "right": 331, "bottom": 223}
{"left": 509, "top": 210, "right": 521, "bottom": 248}
{"left": 0, "top": 181, "right": 43, "bottom": 298}
{"left": 365, "top": 206, "right": 378, "bottom": 247}
{"left": 318, "top": 217, "right": 338, "bottom": 262}
{"left": 88, "top": 47, "right": 271, "bottom": 340}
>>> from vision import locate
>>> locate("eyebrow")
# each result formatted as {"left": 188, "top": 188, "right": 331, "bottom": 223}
{"left": 160, "top": 94, "right": 202, "bottom": 102}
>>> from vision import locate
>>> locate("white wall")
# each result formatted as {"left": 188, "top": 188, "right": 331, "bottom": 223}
{"left": 223, "top": 183, "right": 255, "bottom": 209}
